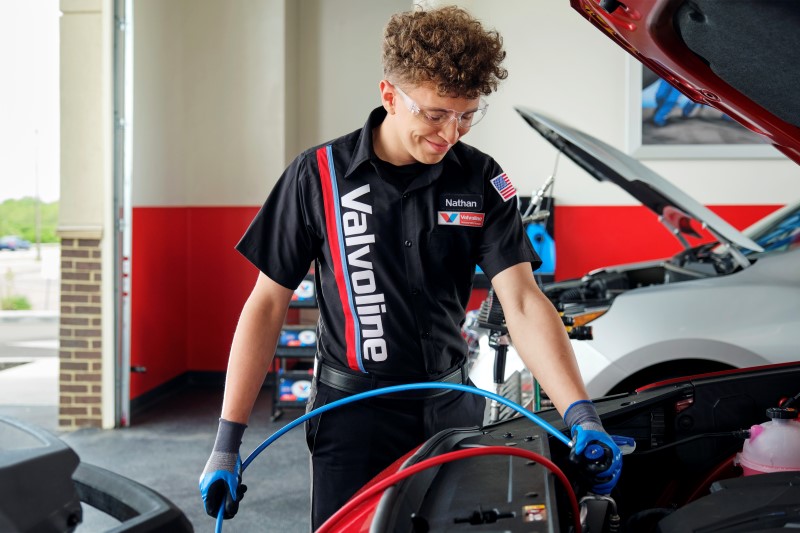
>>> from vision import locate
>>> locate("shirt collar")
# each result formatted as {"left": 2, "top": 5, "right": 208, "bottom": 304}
{"left": 344, "top": 106, "right": 464, "bottom": 178}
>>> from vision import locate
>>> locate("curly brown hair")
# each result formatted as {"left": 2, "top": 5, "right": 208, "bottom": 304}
{"left": 381, "top": 5, "right": 507, "bottom": 99}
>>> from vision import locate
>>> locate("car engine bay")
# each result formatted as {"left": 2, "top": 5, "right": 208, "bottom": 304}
{"left": 366, "top": 363, "right": 800, "bottom": 532}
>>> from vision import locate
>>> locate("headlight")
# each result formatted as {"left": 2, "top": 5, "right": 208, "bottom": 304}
{"left": 560, "top": 307, "right": 608, "bottom": 340}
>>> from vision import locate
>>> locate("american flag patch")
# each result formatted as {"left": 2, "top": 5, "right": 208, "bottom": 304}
{"left": 490, "top": 173, "right": 517, "bottom": 201}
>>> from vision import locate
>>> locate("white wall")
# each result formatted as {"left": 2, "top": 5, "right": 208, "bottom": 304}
{"left": 291, "top": 0, "right": 408, "bottom": 155}
{"left": 133, "top": 0, "right": 289, "bottom": 206}
{"left": 133, "top": 0, "right": 800, "bottom": 208}
{"left": 132, "top": 0, "right": 187, "bottom": 206}
{"left": 59, "top": 0, "right": 111, "bottom": 227}
{"left": 133, "top": 0, "right": 408, "bottom": 207}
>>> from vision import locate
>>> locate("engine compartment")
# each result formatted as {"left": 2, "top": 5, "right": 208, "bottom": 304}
{"left": 546, "top": 242, "right": 740, "bottom": 305}
{"left": 357, "top": 363, "right": 800, "bottom": 532}
{"left": 541, "top": 242, "right": 746, "bottom": 339}
{"left": 570, "top": 364, "right": 800, "bottom": 532}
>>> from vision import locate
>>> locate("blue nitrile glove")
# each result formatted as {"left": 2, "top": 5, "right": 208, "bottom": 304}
{"left": 570, "top": 425, "right": 623, "bottom": 494}
{"left": 199, "top": 418, "right": 248, "bottom": 519}
{"left": 564, "top": 400, "right": 622, "bottom": 494}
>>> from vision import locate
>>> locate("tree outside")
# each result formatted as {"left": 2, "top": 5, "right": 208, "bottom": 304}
{"left": 0, "top": 197, "right": 59, "bottom": 244}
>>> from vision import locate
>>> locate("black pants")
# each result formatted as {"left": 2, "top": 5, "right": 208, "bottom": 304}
{"left": 304, "top": 377, "right": 486, "bottom": 530}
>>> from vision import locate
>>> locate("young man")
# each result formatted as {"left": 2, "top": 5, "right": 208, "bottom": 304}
{"left": 200, "top": 5, "right": 622, "bottom": 528}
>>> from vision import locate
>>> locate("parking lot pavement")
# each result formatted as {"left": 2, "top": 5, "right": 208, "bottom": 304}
{"left": 0, "top": 358, "right": 58, "bottom": 405}
{"left": 0, "top": 313, "right": 58, "bottom": 350}
{"left": 0, "top": 244, "right": 60, "bottom": 426}
{"left": 0, "top": 310, "right": 59, "bottom": 431}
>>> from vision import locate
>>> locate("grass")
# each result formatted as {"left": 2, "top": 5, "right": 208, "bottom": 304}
{"left": 1, "top": 295, "right": 32, "bottom": 310}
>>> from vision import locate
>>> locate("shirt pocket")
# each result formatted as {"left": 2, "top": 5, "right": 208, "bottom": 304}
{"left": 427, "top": 228, "right": 478, "bottom": 288}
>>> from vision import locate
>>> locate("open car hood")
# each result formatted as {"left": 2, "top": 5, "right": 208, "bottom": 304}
{"left": 569, "top": 0, "right": 800, "bottom": 164}
{"left": 515, "top": 107, "right": 763, "bottom": 252}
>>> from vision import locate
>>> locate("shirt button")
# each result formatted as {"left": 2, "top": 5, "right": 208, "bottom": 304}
{"left": 404, "top": 240, "right": 412, "bottom": 247}
{"left": 411, "top": 289, "right": 420, "bottom": 295}
{"left": 422, "top": 331, "right": 431, "bottom": 339}
{"left": 402, "top": 193, "right": 409, "bottom": 199}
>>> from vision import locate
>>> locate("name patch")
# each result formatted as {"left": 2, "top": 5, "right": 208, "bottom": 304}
{"left": 439, "top": 193, "right": 483, "bottom": 212}
{"left": 438, "top": 211, "right": 485, "bottom": 227}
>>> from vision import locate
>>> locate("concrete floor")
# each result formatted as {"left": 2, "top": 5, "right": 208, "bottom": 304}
{"left": 1, "top": 386, "right": 312, "bottom": 533}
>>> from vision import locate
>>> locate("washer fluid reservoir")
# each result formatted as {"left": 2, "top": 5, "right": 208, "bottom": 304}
{"left": 736, "top": 407, "right": 800, "bottom": 476}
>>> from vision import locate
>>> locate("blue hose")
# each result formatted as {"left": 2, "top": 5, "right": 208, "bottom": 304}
{"left": 216, "top": 381, "right": 572, "bottom": 531}
{"left": 245, "top": 382, "right": 570, "bottom": 469}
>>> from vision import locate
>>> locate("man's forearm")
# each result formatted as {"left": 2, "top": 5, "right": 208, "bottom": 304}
{"left": 221, "top": 274, "right": 293, "bottom": 424}
{"left": 504, "top": 290, "right": 590, "bottom": 416}
{"left": 221, "top": 317, "right": 281, "bottom": 424}
{"left": 490, "top": 264, "right": 590, "bottom": 416}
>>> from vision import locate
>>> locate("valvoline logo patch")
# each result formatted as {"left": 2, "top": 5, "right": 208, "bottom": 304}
{"left": 438, "top": 211, "right": 485, "bottom": 227}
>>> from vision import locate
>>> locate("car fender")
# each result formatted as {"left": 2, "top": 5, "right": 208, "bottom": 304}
{"left": 581, "top": 337, "right": 772, "bottom": 397}
{"left": 582, "top": 272, "right": 799, "bottom": 363}
{"left": 570, "top": 340, "right": 628, "bottom": 398}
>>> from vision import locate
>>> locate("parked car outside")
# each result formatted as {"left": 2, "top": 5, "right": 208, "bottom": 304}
{"left": 0, "top": 235, "right": 31, "bottom": 251}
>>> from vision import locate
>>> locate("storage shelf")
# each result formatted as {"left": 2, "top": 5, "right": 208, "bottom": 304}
{"left": 272, "top": 369, "right": 314, "bottom": 421}
{"left": 277, "top": 324, "right": 317, "bottom": 358}
{"left": 288, "top": 300, "right": 317, "bottom": 308}
{"left": 273, "top": 272, "right": 317, "bottom": 421}
{"left": 275, "top": 346, "right": 316, "bottom": 358}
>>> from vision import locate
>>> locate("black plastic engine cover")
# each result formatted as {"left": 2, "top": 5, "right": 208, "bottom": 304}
{"left": 370, "top": 419, "right": 561, "bottom": 532}
{"left": 656, "top": 471, "right": 800, "bottom": 532}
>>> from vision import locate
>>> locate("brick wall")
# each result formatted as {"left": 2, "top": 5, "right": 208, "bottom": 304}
{"left": 59, "top": 237, "right": 103, "bottom": 429}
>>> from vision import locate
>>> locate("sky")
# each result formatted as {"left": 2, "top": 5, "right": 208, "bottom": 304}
{"left": 0, "top": 1, "right": 60, "bottom": 203}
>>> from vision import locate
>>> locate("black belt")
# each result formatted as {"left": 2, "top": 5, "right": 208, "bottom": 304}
{"left": 316, "top": 360, "right": 468, "bottom": 399}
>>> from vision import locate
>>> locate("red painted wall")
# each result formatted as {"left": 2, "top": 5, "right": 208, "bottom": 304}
{"left": 185, "top": 207, "right": 261, "bottom": 370}
{"left": 129, "top": 203, "right": 781, "bottom": 399}
{"left": 553, "top": 205, "right": 780, "bottom": 280}
{"left": 130, "top": 207, "right": 189, "bottom": 398}
{"left": 130, "top": 206, "right": 258, "bottom": 397}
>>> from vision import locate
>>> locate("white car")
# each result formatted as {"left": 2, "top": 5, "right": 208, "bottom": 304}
{"left": 522, "top": 109, "right": 800, "bottom": 397}
{"left": 468, "top": 110, "right": 800, "bottom": 400}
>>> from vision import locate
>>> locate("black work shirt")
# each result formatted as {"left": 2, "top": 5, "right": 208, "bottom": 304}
{"left": 237, "top": 107, "right": 540, "bottom": 380}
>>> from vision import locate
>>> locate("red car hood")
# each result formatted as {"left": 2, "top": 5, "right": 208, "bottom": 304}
{"left": 571, "top": 0, "right": 800, "bottom": 164}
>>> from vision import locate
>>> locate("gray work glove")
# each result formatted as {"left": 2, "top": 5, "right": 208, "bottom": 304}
{"left": 199, "top": 418, "right": 248, "bottom": 519}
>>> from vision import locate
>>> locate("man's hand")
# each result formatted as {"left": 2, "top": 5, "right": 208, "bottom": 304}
{"left": 563, "top": 399, "right": 622, "bottom": 494}
{"left": 569, "top": 424, "right": 622, "bottom": 494}
{"left": 199, "top": 419, "right": 248, "bottom": 519}
{"left": 199, "top": 456, "right": 248, "bottom": 518}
